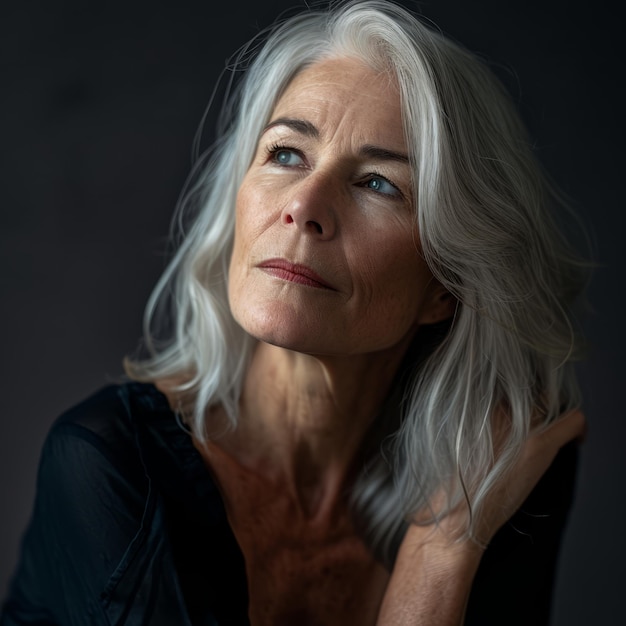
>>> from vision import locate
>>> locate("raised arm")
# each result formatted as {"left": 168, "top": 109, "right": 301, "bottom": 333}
{"left": 377, "top": 410, "right": 585, "bottom": 626}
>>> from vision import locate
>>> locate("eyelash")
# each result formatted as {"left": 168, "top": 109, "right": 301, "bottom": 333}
{"left": 264, "top": 142, "right": 404, "bottom": 199}
{"left": 266, "top": 143, "right": 304, "bottom": 165}
{"left": 359, "top": 174, "right": 403, "bottom": 199}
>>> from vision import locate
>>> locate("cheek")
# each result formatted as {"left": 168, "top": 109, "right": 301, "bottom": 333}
{"left": 229, "top": 187, "right": 254, "bottom": 303}
{"left": 350, "top": 230, "right": 431, "bottom": 324}
{"left": 232, "top": 181, "right": 279, "bottom": 253}
{"left": 228, "top": 182, "right": 280, "bottom": 312}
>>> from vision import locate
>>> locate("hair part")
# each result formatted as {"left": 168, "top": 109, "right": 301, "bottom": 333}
{"left": 125, "top": 0, "right": 587, "bottom": 567}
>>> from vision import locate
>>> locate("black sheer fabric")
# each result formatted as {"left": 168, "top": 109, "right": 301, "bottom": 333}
{"left": 1, "top": 383, "right": 577, "bottom": 625}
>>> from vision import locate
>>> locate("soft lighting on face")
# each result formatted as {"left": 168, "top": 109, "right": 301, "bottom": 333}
{"left": 228, "top": 57, "right": 450, "bottom": 358}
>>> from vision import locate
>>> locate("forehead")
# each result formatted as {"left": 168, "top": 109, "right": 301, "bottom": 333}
{"left": 271, "top": 57, "right": 405, "bottom": 148}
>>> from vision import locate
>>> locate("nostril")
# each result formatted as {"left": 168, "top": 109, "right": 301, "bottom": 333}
{"left": 306, "top": 220, "right": 323, "bottom": 234}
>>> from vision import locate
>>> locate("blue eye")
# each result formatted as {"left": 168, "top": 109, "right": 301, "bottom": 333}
{"left": 271, "top": 148, "right": 303, "bottom": 166}
{"left": 364, "top": 175, "right": 399, "bottom": 197}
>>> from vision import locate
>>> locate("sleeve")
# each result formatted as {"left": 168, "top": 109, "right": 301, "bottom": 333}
{"left": 1, "top": 400, "right": 149, "bottom": 625}
{"left": 464, "top": 440, "right": 580, "bottom": 626}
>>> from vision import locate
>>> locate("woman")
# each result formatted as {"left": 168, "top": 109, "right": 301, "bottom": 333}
{"left": 2, "top": 1, "right": 587, "bottom": 624}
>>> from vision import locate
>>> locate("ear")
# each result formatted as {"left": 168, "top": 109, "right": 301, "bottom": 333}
{"left": 417, "top": 282, "right": 457, "bottom": 326}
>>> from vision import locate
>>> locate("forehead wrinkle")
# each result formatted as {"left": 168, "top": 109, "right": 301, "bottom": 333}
{"left": 268, "top": 58, "right": 406, "bottom": 157}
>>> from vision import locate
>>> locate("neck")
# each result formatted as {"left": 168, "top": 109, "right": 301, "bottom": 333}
{"left": 206, "top": 339, "right": 412, "bottom": 518}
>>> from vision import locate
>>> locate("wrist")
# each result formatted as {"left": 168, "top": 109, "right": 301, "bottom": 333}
{"left": 377, "top": 527, "right": 484, "bottom": 625}
{"left": 400, "top": 531, "right": 483, "bottom": 583}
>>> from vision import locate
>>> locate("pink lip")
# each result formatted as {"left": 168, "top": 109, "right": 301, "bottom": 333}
{"left": 257, "top": 258, "right": 335, "bottom": 290}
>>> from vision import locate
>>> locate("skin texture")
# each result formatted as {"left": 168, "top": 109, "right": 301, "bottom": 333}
{"left": 190, "top": 57, "right": 585, "bottom": 625}
{"left": 228, "top": 57, "right": 452, "bottom": 357}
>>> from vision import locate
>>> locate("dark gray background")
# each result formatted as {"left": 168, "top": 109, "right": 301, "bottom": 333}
{"left": 1, "top": 0, "right": 623, "bottom": 623}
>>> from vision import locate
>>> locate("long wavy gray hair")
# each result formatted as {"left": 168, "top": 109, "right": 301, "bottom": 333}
{"left": 126, "top": 0, "right": 587, "bottom": 565}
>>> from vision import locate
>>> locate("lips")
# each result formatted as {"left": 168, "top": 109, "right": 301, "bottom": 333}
{"left": 257, "top": 258, "right": 335, "bottom": 290}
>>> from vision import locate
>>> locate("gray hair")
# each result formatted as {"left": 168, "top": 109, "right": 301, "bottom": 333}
{"left": 126, "top": 0, "right": 587, "bottom": 566}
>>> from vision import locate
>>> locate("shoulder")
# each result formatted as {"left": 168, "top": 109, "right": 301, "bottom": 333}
{"left": 42, "top": 382, "right": 165, "bottom": 488}
{"left": 51, "top": 381, "right": 171, "bottom": 443}
{"left": 38, "top": 381, "right": 184, "bottom": 527}
{"left": 37, "top": 381, "right": 172, "bottom": 536}
{"left": 3, "top": 383, "right": 176, "bottom": 623}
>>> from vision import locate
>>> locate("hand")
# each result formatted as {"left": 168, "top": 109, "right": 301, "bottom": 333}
{"left": 470, "top": 408, "right": 585, "bottom": 546}
{"left": 377, "top": 409, "right": 586, "bottom": 625}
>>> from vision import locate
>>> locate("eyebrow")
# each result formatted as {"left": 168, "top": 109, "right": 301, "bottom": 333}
{"left": 262, "top": 117, "right": 410, "bottom": 164}
{"left": 359, "top": 145, "right": 410, "bottom": 164}
{"left": 263, "top": 117, "right": 319, "bottom": 138}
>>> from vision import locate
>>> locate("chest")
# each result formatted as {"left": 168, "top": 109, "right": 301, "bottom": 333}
{"left": 238, "top": 511, "right": 389, "bottom": 625}
{"left": 219, "top": 477, "right": 389, "bottom": 625}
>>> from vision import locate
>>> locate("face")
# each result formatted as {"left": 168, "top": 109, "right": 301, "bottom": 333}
{"left": 228, "top": 57, "right": 450, "bottom": 358}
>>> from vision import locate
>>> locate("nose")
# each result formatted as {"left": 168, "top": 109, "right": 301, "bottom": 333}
{"left": 281, "top": 172, "right": 338, "bottom": 239}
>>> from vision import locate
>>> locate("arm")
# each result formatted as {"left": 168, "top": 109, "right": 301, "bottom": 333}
{"left": 377, "top": 410, "right": 585, "bottom": 626}
{"left": 378, "top": 536, "right": 482, "bottom": 625}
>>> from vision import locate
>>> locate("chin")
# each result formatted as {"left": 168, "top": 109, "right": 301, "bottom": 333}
{"left": 231, "top": 299, "right": 326, "bottom": 354}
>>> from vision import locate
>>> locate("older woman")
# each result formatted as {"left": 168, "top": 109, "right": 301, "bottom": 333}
{"left": 2, "top": 1, "right": 586, "bottom": 625}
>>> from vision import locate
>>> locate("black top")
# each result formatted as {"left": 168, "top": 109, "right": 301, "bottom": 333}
{"left": 1, "top": 383, "right": 578, "bottom": 625}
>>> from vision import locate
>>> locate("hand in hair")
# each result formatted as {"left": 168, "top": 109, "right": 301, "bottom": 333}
{"left": 376, "top": 409, "right": 585, "bottom": 626}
